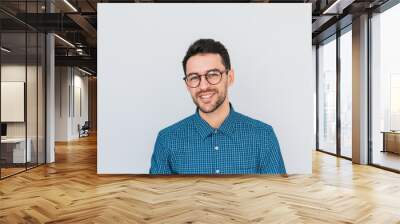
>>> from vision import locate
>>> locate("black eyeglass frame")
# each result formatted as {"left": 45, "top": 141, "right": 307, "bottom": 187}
{"left": 183, "top": 69, "right": 229, "bottom": 88}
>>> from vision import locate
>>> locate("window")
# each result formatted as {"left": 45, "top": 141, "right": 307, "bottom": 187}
{"left": 340, "top": 29, "right": 352, "bottom": 158}
{"left": 370, "top": 3, "right": 400, "bottom": 171}
{"left": 318, "top": 36, "right": 337, "bottom": 154}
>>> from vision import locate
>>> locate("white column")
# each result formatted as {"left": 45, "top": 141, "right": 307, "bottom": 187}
{"left": 46, "top": 33, "right": 55, "bottom": 163}
{"left": 46, "top": 1, "right": 56, "bottom": 163}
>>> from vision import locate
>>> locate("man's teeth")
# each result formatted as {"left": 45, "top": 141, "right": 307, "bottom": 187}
{"left": 200, "top": 93, "right": 213, "bottom": 99}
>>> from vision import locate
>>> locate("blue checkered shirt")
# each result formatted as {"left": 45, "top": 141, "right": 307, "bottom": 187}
{"left": 149, "top": 103, "right": 286, "bottom": 174}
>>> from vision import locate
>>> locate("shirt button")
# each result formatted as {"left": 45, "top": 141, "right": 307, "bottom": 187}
{"left": 214, "top": 129, "right": 218, "bottom": 133}
{"left": 215, "top": 169, "right": 220, "bottom": 174}
{"left": 214, "top": 146, "right": 219, "bottom": 150}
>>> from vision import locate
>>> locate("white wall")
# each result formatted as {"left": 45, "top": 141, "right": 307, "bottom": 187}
{"left": 55, "top": 67, "right": 89, "bottom": 141}
{"left": 98, "top": 3, "right": 313, "bottom": 174}
{"left": 55, "top": 67, "right": 69, "bottom": 141}
{"left": 72, "top": 72, "right": 89, "bottom": 138}
{"left": 313, "top": 45, "right": 317, "bottom": 138}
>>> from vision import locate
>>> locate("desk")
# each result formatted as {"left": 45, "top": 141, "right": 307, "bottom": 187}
{"left": 1, "top": 138, "right": 32, "bottom": 163}
{"left": 381, "top": 131, "right": 400, "bottom": 154}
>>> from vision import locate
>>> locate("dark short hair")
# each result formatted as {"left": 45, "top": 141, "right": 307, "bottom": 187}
{"left": 182, "top": 39, "right": 231, "bottom": 75}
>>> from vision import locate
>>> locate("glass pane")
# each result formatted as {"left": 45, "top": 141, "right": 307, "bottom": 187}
{"left": 1, "top": 31, "right": 27, "bottom": 177}
{"left": 340, "top": 29, "right": 352, "bottom": 158}
{"left": 371, "top": 4, "right": 400, "bottom": 171}
{"left": 25, "top": 0, "right": 38, "bottom": 169}
{"left": 38, "top": 32, "right": 45, "bottom": 165}
{"left": 318, "top": 37, "right": 337, "bottom": 154}
{"left": 27, "top": 31, "right": 38, "bottom": 169}
{"left": 0, "top": 1, "right": 46, "bottom": 178}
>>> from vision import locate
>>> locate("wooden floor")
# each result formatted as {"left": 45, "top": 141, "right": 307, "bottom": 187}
{"left": 0, "top": 167, "right": 26, "bottom": 178}
{"left": 1, "top": 135, "right": 400, "bottom": 223}
{"left": 373, "top": 150, "right": 400, "bottom": 171}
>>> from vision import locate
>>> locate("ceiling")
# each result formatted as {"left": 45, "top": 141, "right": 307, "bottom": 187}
{"left": 0, "top": 0, "right": 393, "bottom": 75}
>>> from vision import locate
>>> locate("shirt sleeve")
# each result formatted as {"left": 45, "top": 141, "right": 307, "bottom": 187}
{"left": 259, "top": 127, "right": 287, "bottom": 174}
{"left": 149, "top": 132, "right": 172, "bottom": 174}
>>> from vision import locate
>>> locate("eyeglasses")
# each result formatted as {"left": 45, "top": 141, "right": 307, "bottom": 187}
{"left": 183, "top": 69, "right": 229, "bottom": 88}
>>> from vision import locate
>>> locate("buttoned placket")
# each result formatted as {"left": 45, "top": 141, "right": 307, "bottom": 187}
{"left": 212, "top": 128, "right": 221, "bottom": 174}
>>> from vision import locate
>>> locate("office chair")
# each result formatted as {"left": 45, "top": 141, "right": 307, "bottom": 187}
{"left": 79, "top": 121, "right": 90, "bottom": 138}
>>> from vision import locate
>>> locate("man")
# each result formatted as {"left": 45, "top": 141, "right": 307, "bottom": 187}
{"left": 149, "top": 39, "right": 286, "bottom": 174}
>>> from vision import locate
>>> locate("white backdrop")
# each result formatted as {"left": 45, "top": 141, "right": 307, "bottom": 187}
{"left": 98, "top": 3, "right": 314, "bottom": 174}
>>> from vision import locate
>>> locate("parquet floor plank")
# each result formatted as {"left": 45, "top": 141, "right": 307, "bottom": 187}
{"left": 1, "top": 135, "right": 399, "bottom": 223}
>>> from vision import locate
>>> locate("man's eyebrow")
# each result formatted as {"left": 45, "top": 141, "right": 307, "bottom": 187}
{"left": 206, "top": 68, "right": 221, "bottom": 73}
{"left": 187, "top": 68, "right": 221, "bottom": 76}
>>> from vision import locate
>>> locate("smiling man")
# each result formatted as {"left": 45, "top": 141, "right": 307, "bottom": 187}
{"left": 149, "top": 39, "right": 286, "bottom": 174}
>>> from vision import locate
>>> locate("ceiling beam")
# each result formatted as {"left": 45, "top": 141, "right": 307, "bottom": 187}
{"left": 55, "top": 55, "right": 96, "bottom": 69}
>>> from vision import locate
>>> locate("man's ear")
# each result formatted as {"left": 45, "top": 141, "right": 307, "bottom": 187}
{"left": 228, "top": 69, "right": 235, "bottom": 86}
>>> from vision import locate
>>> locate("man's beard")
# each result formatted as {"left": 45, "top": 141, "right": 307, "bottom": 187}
{"left": 192, "top": 88, "right": 227, "bottom": 114}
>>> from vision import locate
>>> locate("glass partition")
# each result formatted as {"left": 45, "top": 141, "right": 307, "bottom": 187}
{"left": 38, "top": 31, "right": 45, "bottom": 165}
{"left": 0, "top": 1, "right": 46, "bottom": 179}
{"left": 0, "top": 31, "right": 28, "bottom": 177}
{"left": 27, "top": 31, "right": 38, "bottom": 169}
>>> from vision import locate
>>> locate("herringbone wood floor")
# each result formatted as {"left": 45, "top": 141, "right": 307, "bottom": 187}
{"left": 1, "top": 134, "right": 400, "bottom": 224}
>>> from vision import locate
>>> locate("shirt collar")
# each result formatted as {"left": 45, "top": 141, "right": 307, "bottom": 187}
{"left": 193, "top": 102, "right": 237, "bottom": 139}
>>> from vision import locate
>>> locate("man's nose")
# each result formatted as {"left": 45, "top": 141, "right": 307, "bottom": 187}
{"left": 198, "top": 75, "right": 210, "bottom": 90}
